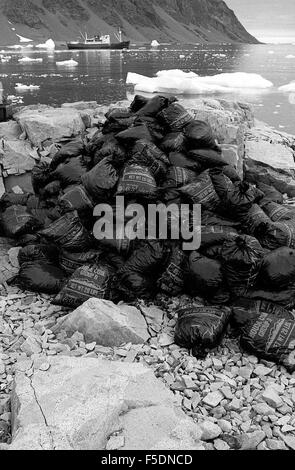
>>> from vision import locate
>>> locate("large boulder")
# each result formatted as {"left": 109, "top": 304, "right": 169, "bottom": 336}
{"left": 8, "top": 356, "right": 204, "bottom": 450}
{"left": 52, "top": 298, "right": 150, "bottom": 346}
{"left": 0, "top": 238, "right": 20, "bottom": 286}
{"left": 13, "top": 107, "right": 86, "bottom": 147}
{"left": 245, "top": 124, "right": 295, "bottom": 170}
{"left": 183, "top": 98, "right": 253, "bottom": 144}
{"left": 0, "top": 139, "right": 35, "bottom": 176}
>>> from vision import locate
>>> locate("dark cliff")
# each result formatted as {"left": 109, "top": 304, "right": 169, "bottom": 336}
{"left": 0, "top": 0, "right": 258, "bottom": 44}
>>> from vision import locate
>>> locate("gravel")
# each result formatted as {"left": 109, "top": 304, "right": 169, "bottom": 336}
{"left": 0, "top": 286, "right": 295, "bottom": 450}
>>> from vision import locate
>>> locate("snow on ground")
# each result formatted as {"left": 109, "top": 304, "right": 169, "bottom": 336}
{"left": 126, "top": 70, "right": 274, "bottom": 95}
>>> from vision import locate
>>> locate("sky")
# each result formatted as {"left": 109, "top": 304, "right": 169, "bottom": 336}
{"left": 225, "top": 0, "right": 295, "bottom": 43}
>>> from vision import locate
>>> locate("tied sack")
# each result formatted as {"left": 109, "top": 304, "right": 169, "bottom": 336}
{"left": 240, "top": 312, "right": 295, "bottom": 372}
{"left": 175, "top": 305, "right": 232, "bottom": 358}
{"left": 179, "top": 170, "right": 220, "bottom": 212}
{"left": 117, "top": 164, "right": 157, "bottom": 199}
{"left": 39, "top": 211, "right": 92, "bottom": 252}
{"left": 54, "top": 263, "right": 115, "bottom": 308}
{"left": 220, "top": 235, "right": 264, "bottom": 297}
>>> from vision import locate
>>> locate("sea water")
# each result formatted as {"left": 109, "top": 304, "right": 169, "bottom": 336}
{"left": 0, "top": 43, "right": 295, "bottom": 133}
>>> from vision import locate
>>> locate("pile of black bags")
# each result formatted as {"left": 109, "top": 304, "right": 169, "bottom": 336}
{"left": 1, "top": 95, "right": 295, "bottom": 369}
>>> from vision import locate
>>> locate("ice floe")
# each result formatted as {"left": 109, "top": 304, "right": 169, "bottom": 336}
{"left": 126, "top": 70, "right": 274, "bottom": 95}
{"left": 56, "top": 59, "right": 78, "bottom": 66}
{"left": 286, "top": 55, "right": 295, "bottom": 59}
{"left": 18, "top": 57, "right": 43, "bottom": 63}
{"left": 15, "top": 83, "right": 40, "bottom": 90}
{"left": 279, "top": 81, "right": 295, "bottom": 92}
{"left": 36, "top": 39, "right": 55, "bottom": 50}
{"left": 15, "top": 34, "right": 33, "bottom": 43}
{"left": 151, "top": 40, "right": 160, "bottom": 47}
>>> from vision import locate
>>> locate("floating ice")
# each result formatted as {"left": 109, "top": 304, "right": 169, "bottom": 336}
{"left": 126, "top": 70, "right": 274, "bottom": 95}
{"left": 286, "top": 55, "right": 295, "bottom": 59}
{"left": 8, "top": 45, "right": 23, "bottom": 49}
{"left": 151, "top": 40, "right": 160, "bottom": 47}
{"left": 36, "top": 39, "right": 55, "bottom": 50}
{"left": 18, "top": 57, "right": 43, "bottom": 63}
{"left": 268, "top": 50, "right": 275, "bottom": 54}
{"left": 279, "top": 81, "right": 295, "bottom": 92}
{"left": 56, "top": 59, "right": 78, "bottom": 66}
{"left": 15, "top": 83, "right": 40, "bottom": 90}
{"left": 15, "top": 34, "right": 33, "bottom": 43}
{"left": 179, "top": 54, "right": 185, "bottom": 59}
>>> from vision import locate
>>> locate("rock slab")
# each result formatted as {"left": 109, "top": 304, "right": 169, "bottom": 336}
{"left": 53, "top": 298, "right": 150, "bottom": 346}
{"left": 8, "top": 356, "right": 203, "bottom": 450}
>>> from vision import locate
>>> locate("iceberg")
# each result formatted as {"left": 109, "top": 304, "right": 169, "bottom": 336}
{"left": 126, "top": 70, "right": 274, "bottom": 95}
{"left": 18, "top": 57, "right": 43, "bottom": 63}
{"left": 15, "top": 83, "right": 40, "bottom": 90}
{"left": 15, "top": 34, "right": 33, "bottom": 43}
{"left": 279, "top": 81, "right": 295, "bottom": 92}
{"left": 36, "top": 39, "right": 55, "bottom": 50}
{"left": 151, "top": 40, "right": 160, "bottom": 47}
{"left": 56, "top": 59, "right": 78, "bottom": 66}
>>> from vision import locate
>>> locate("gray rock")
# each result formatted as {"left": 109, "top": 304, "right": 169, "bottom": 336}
{"left": 266, "top": 439, "right": 287, "bottom": 450}
{"left": 262, "top": 387, "right": 283, "bottom": 409}
{"left": 214, "top": 438, "right": 230, "bottom": 450}
{"left": 53, "top": 299, "right": 150, "bottom": 347}
{"left": 239, "top": 431, "right": 266, "bottom": 450}
{"left": 8, "top": 356, "right": 203, "bottom": 450}
{"left": 253, "top": 402, "right": 274, "bottom": 416}
{"left": 203, "top": 391, "right": 224, "bottom": 408}
{"left": 14, "top": 107, "right": 85, "bottom": 147}
{"left": 253, "top": 365, "right": 273, "bottom": 377}
{"left": 199, "top": 421, "right": 222, "bottom": 441}
{"left": 282, "top": 435, "right": 295, "bottom": 450}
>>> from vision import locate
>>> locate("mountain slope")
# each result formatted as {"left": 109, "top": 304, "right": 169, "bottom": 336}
{"left": 0, "top": 0, "right": 259, "bottom": 45}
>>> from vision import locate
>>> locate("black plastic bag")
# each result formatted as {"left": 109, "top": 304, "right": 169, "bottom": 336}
{"left": 134, "top": 116, "right": 165, "bottom": 142}
{"left": 257, "top": 182, "right": 284, "bottom": 204}
{"left": 18, "top": 261, "right": 66, "bottom": 294}
{"left": 210, "top": 168, "right": 264, "bottom": 219}
{"left": 240, "top": 312, "right": 295, "bottom": 372}
{"left": 53, "top": 263, "right": 115, "bottom": 308}
{"left": 201, "top": 210, "right": 240, "bottom": 228}
{"left": 220, "top": 235, "right": 264, "bottom": 297}
{"left": 259, "top": 200, "right": 295, "bottom": 222}
{"left": 59, "top": 185, "right": 94, "bottom": 214}
{"left": 116, "top": 125, "right": 152, "bottom": 144}
{"left": 157, "top": 246, "right": 188, "bottom": 296}
{"left": 255, "top": 220, "right": 295, "bottom": 251}
{"left": 31, "top": 161, "right": 52, "bottom": 194}
{"left": 18, "top": 244, "right": 59, "bottom": 265}
{"left": 200, "top": 225, "right": 238, "bottom": 249}
{"left": 0, "top": 192, "right": 31, "bottom": 211}
{"left": 136, "top": 95, "right": 169, "bottom": 117}
{"left": 188, "top": 252, "right": 225, "bottom": 298}
{"left": 39, "top": 211, "right": 92, "bottom": 252}
{"left": 244, "top": 287, "right": 295, "bottom": 309}
{"left": 116, "top": 272, "right": 156, "bottom": 301}
{"left": 82, "top": 157, "right": 118, "bottom": 202}
{"left": 241, "top": 204, "right": 271, "bottom": 236}
{"left": 231, "top": 298, "right": 294, "bottom": 330}
{"left": 117, "top": 164, "right": 157, "bottom": 199}
{"left": 93, "top": 135, "right": 126, "bottom": 167}
{"left": 175, "top": 304, "right": 232, "bottom": 358}
{"left": 52, "top": 156, "right": 89, "bottom": 188}
{"left": 41, "top": 181, "right": 62, "bottom": 199}
{"left": 129, "top": 95, "right": 149, "bottom": 113}
{"left": 157, "top": 103, "right": 194, "bottom": 131}
{"left": 169, "top": 152, "right": 203, "bottom": 173}
{"left": 258, "top": 247, "right": 295, "bottom": 290}
{"left": 179, "top": 170, "right": 221, "bottom": 212}
{"left": 59, "top": 249, "right": 101, "bottom": 275}
{"left": 49, "top": 139, "right": 85, "bottom": 171}
{"left": 130, "top": 140, "right": 168, "bottom": 182}
{"left": 0, "top": 205, "right": 42, "bottom": 238}
{"left": 161, "top": 132, "right": 186, "bottom": 153}
{"left": 184, "top": 120, "right": 217, "bottom": 150}
{"left": 85, "top": 131, "right": 107, "bottom": 155}
{"left": 165, "top": 166, "right": 197, "bottom": 188}
{"left": 188, "top": 149, "right": 226, "bottom": 170}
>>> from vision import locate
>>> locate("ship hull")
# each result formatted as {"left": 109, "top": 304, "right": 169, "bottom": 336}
{"left": 67, "top": 41, "right": 130, "bottom": 50}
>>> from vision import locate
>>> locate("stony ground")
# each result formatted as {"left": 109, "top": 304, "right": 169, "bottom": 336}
{"left": 1, "top": 283, "right": 295, "bottom": 451}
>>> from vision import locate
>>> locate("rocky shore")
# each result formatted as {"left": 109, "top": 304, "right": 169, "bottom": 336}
{"left": 1, "top": 98, "right": 295, "bottom": 450}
